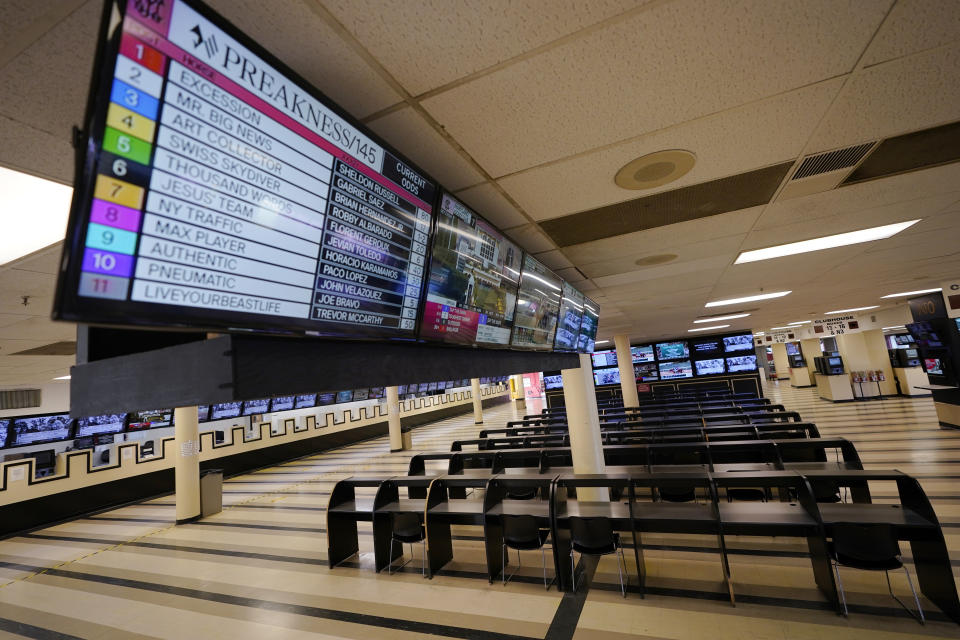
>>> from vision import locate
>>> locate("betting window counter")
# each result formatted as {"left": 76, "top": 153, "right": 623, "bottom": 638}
{"left": 789, "top": 367, "right": 813, "bottom": 388}
{"left": 815, "top": 373, "right": 854, "bottom": 403}
{"left": 894, "top": 367, "right": 931, "bottom": 397}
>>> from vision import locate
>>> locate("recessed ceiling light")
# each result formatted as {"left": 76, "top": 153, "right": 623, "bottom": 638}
{"left": 0, "top": 166, "right": 73, "bottom": 266}
{"left": 595, "top": 340, "right": 610, "bottom": 345}
{"left": 882, "top": 325, "right": 905, "bottom": 330}
{"left": 693, "top": 313, "right": 750, "bottom": 323}
{"left": 706, "top": 291, "right": 791, "bottom": 307}
{"left": 770, "top": 326, "right": 792, "bottom": 330}
{"left": 734, "top": 220, "right": 920, "bottom": 264}
{"left": 788, "top": 321, "right": 811, "bottom": 325}
{"left": 824, "top": 305, "right": 879, "bottom": 314}
{"left": 755, "top": 332, "right": 765, "bottom": 336}
{"left": 688, "top": 324, "right": 730, "bottom": 332}
{"left": 880, "top": 287, "right": 942, "bottom": 298}
{"left": 614, "top": 150, "right": 696, "bottom": 190}
{"left": 53, "top": 375, "right": 71, "bottom": 380}
{"left": 634, "top": 253, "right": 677, "bottom": 266}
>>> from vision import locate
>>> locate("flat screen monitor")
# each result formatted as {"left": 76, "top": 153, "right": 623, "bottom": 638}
{"left": 543, "top": 374, "right": 563, "bottom": 390}
{"left": 893, "top": 334, "right": 915, "bottom": 345}
{"left": 658, "top": 360, "right": 693, "bottom": 380}
{"left": 397, "top": 385, "right": 408, "bottom": 395}
{"left": 0, "top": 419, "right": 10, "bottom": 449}
{"left": 723, "top": 334, "right": 754, "bottom": 353}
{"left": 631, "top": 345, "right": 655, "bottom": 363}
{"left": 634, "top": 362, "right": 659, "bottom": 382}
{"left": 785, "top": 343, "right": 799, "bottom": 355}
{"left": 336, "top": 390, "right": 354, "bottom": 404}
{"left": 210, "top": 402, "right": 242, "bottom": 420}
{"left": 694, "top": 358, "right": 726, "bottom": 376}
{"left": 421, "top": 192, "right": 522, "bottom": 347}
{"left": 11, "top": 413, "right": 73, "bottom": 446}
{"left": 197, "top": 405, "right": 211, "bottom": 422}
{"left": 242, "top": 398, "right": 270, "bottom": 416}
{"left": 77, "top": 413, "right": 128, "bottom": 437}
{"left": 906, "top": 322, "right": 945, "bottom": 349}
{"left": 656, "top": 341, "right": 689, "bottom": 361}
{"left": 553, "top": 282, "right": 585, "bottom": 351}
{"left": 51, "top": 0, "right": 438, "bottom": 341}
{"left": 352, "top": 388, "right": 369, "bottom": 401}
{"left": 294, "top": 394, "right": 317, "bottom": 409}
{"left": 905, "top": 348, "right": 919, "bottom": 358}
{"left": 593, "top": 367, "right": 621, "bottom": 386}
{"left": 924, "top": 358, "right": 944, "bottom": 376}
{"left": 317, "top": 392, "right": 336, "bottom": 406}
{"left": 417, "top": 383, "right": 429, "bottom": 393}
{"left": 369, "top": 387, "right": 385, "bottom": 399}
{"left": 510, "top": 255, "right": 562, "bottom": 350}
{"left": 727, "top": 355, "right": 758, "bottom": 372}
{"left": 591, "top": 350, "right": 617, "bottom": 368}
{"left": 427, "top": 382, "right": 438, "bottom": 392}
{"left": 576, "top": 298, "right": 599, "bottom": 353}
{"left": 271, "top": 396, "right": 296, "bottom": 412}
{"left": 690, "top": 339, "right": 721, "bottom": 357}
{"left": 827, "top": 356, "right": 843, "bottom": 367}
{"left": 128, "top": 409, "right": 172, "bottom": 430}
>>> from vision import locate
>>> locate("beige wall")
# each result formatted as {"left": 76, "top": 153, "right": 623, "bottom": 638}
{"left": 836, "top": 329, "right": 896, "bottom": 395}
{"left": 770, "top": 343, "right": 790, "bottom": 379}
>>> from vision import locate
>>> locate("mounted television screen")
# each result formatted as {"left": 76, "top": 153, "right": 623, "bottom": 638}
{"left": 417, "top": 383, "right": 429, "bottom": 393}
{"left": 553, "top": 282, "right": 585, "bottom": 351}
{"left": 906, "top": 322, "right": 945, "bottom": 349}
{"left": 11, "top": 413, "right": 73, "bottom": 446}
{"left": 210, "top": 402, "right": 242, "bottom": 420}
{"left": 0, "top": 419, "right": 11, "bottom": 449}
{"left": 593, "top": 367, "right": 621, "bottom": 386}
{"left": 656, "top": 341, "right": 689, "bottom": 360}
{"left": 576, "top": 298, "right": 599, "bottom": 353}
{"left": 397, "top": 385, "right": 408, "bottom": 395}
{"left": 242, "top": 398, "right": 270, "bottom": 416}
{"left": 726, "top": 355, "right": 758, "bottom": 373}
{"left": 128, "top": 409, "right": 172, "bottom": 430}
{"left": 336, "top": 390, "right": 354, "bottom": 403}
{"left": 591, "top": 349, "right": 617, "bottom": 368}
{"left": 785, "top": 342, "right": 799, "bottom": 355}
{"left": 421, "top": 192, "right": 522, "bottom": 347}
{"left": 543, "top": 374, "right": 563, "bottom": 390}
{"left": 894, "top": 334, "right": 915, "bottom": 345}
{"left": 510, "top": 255, "right": 562, "bottom": 350}
{"left": 294, "top": 394, "right": 317, "bottom": 409}
{"left": 634, "top": 362, "right": 659, "bottom": 382}
{"left": 427, "top": 382, "right": 438, "bottom": 392}
{"left": 905, "top": 348, "right": 919, "bottom": 359}
{"left": 631, "top": 345, "right": 655, "bottom": 363}
{"left": 197, "top": 405, "right": 211, "bottom": 422}
{"left": 369, "top": 387, "right": 384, "bottom": 399}
{"left": 317, "top": 392, "right": 336, "bottom": 406}
{"left": 52, "top": 0, "right": 437, "bottom": 341}
{"left": 723, "top": 334, "right": 754, "bottom": 353}
{"left": 77, "top": 413, "right": 128, "bottom": 437}
{"left": 353, "top": 388, "right": 369, "bottom": 401}
{"left": 694, "top": 359, "right": 726, "bottom": 376}
{"left": 690, "top": 339, "right": 721, "bottom": 356}
{"left": 271, "top": 396, "right": 296, "bottom": 412}
{"left": 924, "top": 358, "right": 944, "bottom": 376}
{"left": 658, "top": 360, "right": 693, "bottom": 380}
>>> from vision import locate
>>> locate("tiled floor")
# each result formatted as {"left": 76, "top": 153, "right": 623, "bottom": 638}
{"left": 1, "top": 380, "right": 958, "bottom": 639}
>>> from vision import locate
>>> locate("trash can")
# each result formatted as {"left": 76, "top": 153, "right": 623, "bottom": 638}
{"left": 200, "top": 468, "right": 223, "bottom": 517}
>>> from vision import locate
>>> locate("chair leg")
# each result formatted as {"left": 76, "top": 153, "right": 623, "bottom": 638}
{"left": 541, "top": 544, "right": 548, "bottom": 590}
{"left": 570, "top": 550, "right": 577, "bottom": 593}
{"left": 887, "top": 566, "right": 925, "bottom": 625}
{"left": 502, "top": 543, "right": 507, "bottom": 586}
{"left": 833, "top": 561, "right": 848, "bottom": 617}
{"left": 389, "top": 536, "right": 394, "bottom": 576}
{"left": 421, "top": 540, "right": 426, "bottom": 578}
{"left": 616, "top": 545, "right": 626, "bottom": 598}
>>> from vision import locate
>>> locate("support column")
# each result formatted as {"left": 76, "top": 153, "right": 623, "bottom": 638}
{"left": 387, "top": 385, "right": 405, "bottom": 452}
{"left": 770, "top": 343, "right": 790, "bottom": 380}
{"left": 562, "top": 354, "right": 607, "bottom": 501}
{"left": 614, "top": 334, "right": 639, "bottom": 408}
{"left": 173, "top": 406, "right": 200, "bottom": 524}
{"left": 471, "top": 378, "right": 483, "bottom": 424}
{"left": 511, "top": 374, "right": 526, "bottom": 409}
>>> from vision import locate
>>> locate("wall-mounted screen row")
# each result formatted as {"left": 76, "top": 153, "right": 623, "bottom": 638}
{"left": 52, "top": 0, "right": 598, "bottom": 353}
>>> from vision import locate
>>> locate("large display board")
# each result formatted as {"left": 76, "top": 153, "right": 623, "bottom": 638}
{"left": 577, "top": 298, "right": 599, "bottom": 353}
{"left": 420, "top": 193, "right": 521, "bottom": 346}
{"left": 53, "top": 0, "right": 436, "bottom": 339}
{"left": 554, "top": 282, "right": 585, "bottom": 351}
{"left": 510, "top": 255, "right": 562, "bottom": 350}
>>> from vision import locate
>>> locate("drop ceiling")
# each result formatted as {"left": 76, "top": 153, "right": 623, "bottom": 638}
{"left": 1, "top": 0, "right": 959, "bottom": 386}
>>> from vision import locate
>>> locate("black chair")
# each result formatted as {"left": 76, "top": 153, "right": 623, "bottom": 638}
{"left": 501, "top": 514, "right": 553, "bottom": 589}
{"left": 569, "top": 517, "right": 627, "bottom": 597}
{"left": 829, "top": 523, "right": 923, "bottom": 623}
{"left": 505, "top": 487, "right": 538, "bottom": 500}
{"left": 388, "top": 512, "right": 426, "bottom": 577}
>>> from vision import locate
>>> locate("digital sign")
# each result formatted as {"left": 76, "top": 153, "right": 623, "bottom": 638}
{"left": 54, "top": 0, "right": 436, "bottom": 340}
{"left": 77, "top": 413, "right": 128, "bottom": 437}
{"left": 11, "top": 414, "right": 73, "bottom": 447}
{"left": 511, "top": 255, "right": 562, "bottom": 350}
{"left": 421, "top": 193, "right": 521, "bottom": 347}
{"left": 631, "top": 345, "right": 654, "bottom": 362}
{"left": 577, "top": 298, "right": 599, "bottom": 353}
{"left": 554, "top": 282, "right": 585, "bottom": 351}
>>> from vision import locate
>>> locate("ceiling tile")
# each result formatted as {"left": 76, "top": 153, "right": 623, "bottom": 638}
{"left": 367, "top": 107, "right": 484, "bottom": 190}
{"left": 0, "top": 113, "right": 73, "bottom": 182}
{"left": 862, "top": 0, "right": 960, "bottom": 67}
{"left": 422, "top": 0, "right": 890, "bottom": 176}
{"left": 321, "top": 0, "right": 646, "bottom": 95}
{"left": 591, "top": 254, "right": 731, "bottom": 288}
{"left": 504, "top": 224, "right": 556, "bottom": 254}
{"left": 534, "top": 249, "right": 574, "bottom": 271}
{"left": 499, "top": 78, "right": 842, "bottom": 221}
{"left": 455, "top": 182, "right": 529, "bottom": 230}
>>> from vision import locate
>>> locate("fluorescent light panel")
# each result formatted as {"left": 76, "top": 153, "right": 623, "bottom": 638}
{"left": 706, "top": 291, "right": 791, "bottom": 307}
{"left": 883, "top": 325, "right": 905, "bottom": 330}
{"left": 734, "top": 220, "right": 920, "bottom": 264}
{"left": 788, "top": 321, "right": 811, "bottom": 326}
{"left": 769, "top": 326, "right": 792, "bottom": 330}
{"left": 688, "top": 324, "right": 730, "bottom": 332}
{"left": 595, "top": 340, "right": 610, "bottom": 345}
{"left": 693, "top": 313, "right": 750, "bottom": 323}
{"left": 880, "top": 287, "right": 942, "bottom": 299}
{"left": 53, "top": 375, "right": 71, "bottom": 380}
{"left": 824, "top": 306, "right": 878, "bottom": 314}
{"left": 0, "top": 167, "right": 73, "bottom": 265}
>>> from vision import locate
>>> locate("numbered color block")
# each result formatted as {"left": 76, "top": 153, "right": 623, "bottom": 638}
{"left": 110, "top": 78, "right": 159, "bottom": 120}
{"left": 94, "top": 174, "right": 145, "bottom": 209}
{"left": 78, "top": 272, "right": 129, "bottom": 300}
{"left": 81, "top": 248, "right": 134, "bottom": 277}
{"left": 119, "top": 34, "right": 166, "bottom": 76}
{"left": 106, "top": 103, "right": 156, "bottom": 142}
{"left": 115, "top": 54, "right": 164, "bottom": 98}
{"left": 103, "top": 126, "right": 152, "bottom": 165}
{"left": 90, "top": 198, "right": 141, "bottom": 232}
{"left": 86, "top": 222, "right": 138, "bottom": 255}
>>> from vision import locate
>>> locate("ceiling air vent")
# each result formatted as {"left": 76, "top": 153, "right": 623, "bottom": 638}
{"left": 777, "top": 142, "right": 877, "bottom": 201}
{"left": 0, "top": 389, "right": 42, "bottom": 410}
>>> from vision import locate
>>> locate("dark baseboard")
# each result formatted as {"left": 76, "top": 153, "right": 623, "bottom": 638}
{"left": 939, "top": 421, "right": 960, "bottom": 430}
{"left": 176, "top": 514, "right": 201, "bottom": 525}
